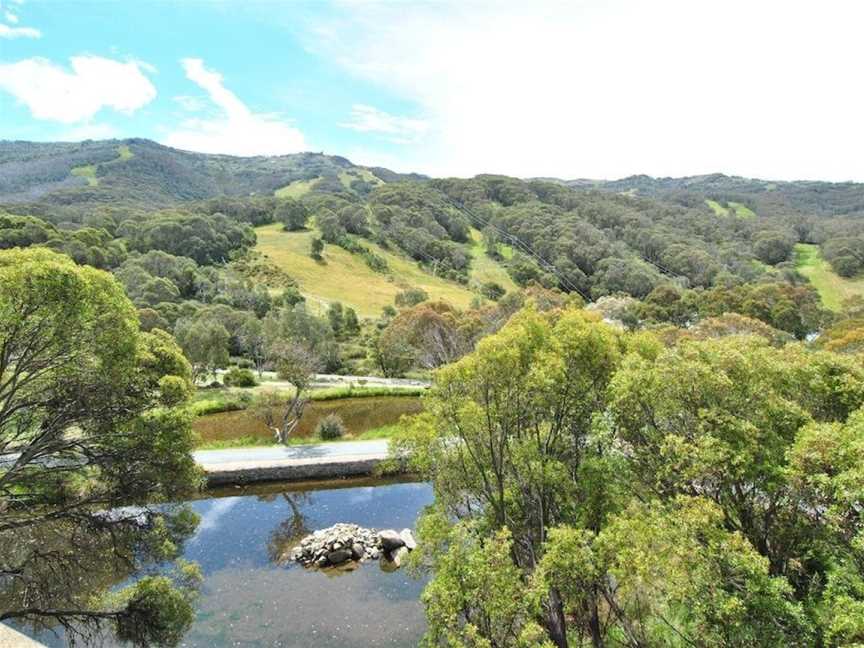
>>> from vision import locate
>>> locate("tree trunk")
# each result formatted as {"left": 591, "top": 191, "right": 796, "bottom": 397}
{"left": 588, "top": 593, "right": 604, "bottom": 648}
{"left": 545, "top": 587, "right": 569, "bottom": 648}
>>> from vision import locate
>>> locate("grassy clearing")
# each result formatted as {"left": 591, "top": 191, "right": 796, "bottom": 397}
{"left": 117, "top": 144, "right": 133, "bottom": 160}
{"left": 706, "top": 199, "right": 726, "bottom": 216}
{"left": 794, "top": 243, "right": 864, "bottom": 311}
{"left": 467, "top": 228, "right": 518, "bottom": 292}
{"left": 274, "top": 178, "right": 318, "bottom": 198}
{"left": 706, "top": 199, "right": 755, "bottom": 219}
{"left": 255, "top": 222, "right": 476, "bottom": 317}
{"left": 71, "top": 164, "right": 98, "bottom": 187}
{"left": 728, "top": 201, "right": 756, "bottom": 218}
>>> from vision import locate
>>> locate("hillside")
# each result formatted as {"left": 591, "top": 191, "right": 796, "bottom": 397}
{"left": 255, "top": 222, "right": 479, "bottom": 317}
{"left": 794, "top": 243, "right": 864, "bottom": 311}
{"left": 0, "top": 138, "right": 421, "bottom": 208}
{"left": 561, "top": 172, "right": 864, "bottom": 219}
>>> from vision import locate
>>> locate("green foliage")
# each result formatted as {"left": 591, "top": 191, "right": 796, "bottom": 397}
{"left": 276, "top": 197, "right": 310, "bottom": 231}
{"left": 223, "top": 367, "right": 258, "bottom": 387}
{"left": 0, "top": 247, "right": 202, "bottom": 644}
{"left": 395, "top": 287, "right": 429, "bottom": 307}
{"left": 115, "top": 576, "right": 197, "bottom": 647}
{"left": 310, "top": 235, "right": 324, "bottom": 259}
{"left": 174, "top": 316, "right": 230, "bottom": 382}
{"left": 315, "top": 413, "right": 346, "bottom": 440}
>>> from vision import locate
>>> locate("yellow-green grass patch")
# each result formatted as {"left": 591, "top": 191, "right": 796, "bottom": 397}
{"left": 794, "top": 243, "right": 864, "bottom": 311}
{"left": 467, "top": 228, "right": 517, "bottom": 292}
{"left": 728, "top": 201, "right": 756, "bottom": 218}
{"left": 71, "top": 164, "right": 98, "bottom": 187}
{"left": 274, "top": 178, "right": 318, "bottom": 198}
{"left": 255, "top": 222, "right": 476, "bottom": 317}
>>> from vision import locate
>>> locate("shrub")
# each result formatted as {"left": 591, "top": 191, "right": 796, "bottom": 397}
{"left": 316, "top": 413, "right": 346, "bottom": 440}
{"left": 223, "top": 367, "right": 258, "bottom": 387}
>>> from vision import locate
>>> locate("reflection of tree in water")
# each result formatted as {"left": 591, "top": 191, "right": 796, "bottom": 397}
{"left": 0, "top": 503, "right": 199, "bottom": 644}
{"left": 262, "top": 492, "right": 312, "bottom": 565}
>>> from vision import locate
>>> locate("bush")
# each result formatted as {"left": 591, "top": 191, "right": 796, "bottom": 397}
{"left": 223, "top": 367, "right": 258, "bottom": 387}
{"left": 316, "top": 413, "right": 346, "bottom": 440}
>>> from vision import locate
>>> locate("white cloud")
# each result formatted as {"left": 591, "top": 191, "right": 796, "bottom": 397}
{"left": 0, "top": 22, "right": 39, "bottom": 38}
{"left": 164, "top": 58, "right": 306, "bottom": 156}
{"left": 339, "top": 104, "right": 429, "bottom": 144}
{"left": 5, "top": 11, "right": 19, "bottom": 24}
{"left": 173, "top": 94, "right": 207, "bottom": 112}
{"left": 0, "top": 56, "right": 155, "bottom": 122}
{"left": 310, "top": 0, "right": 864, "bottom": 181}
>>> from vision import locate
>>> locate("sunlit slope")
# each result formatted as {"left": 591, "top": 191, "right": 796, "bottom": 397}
{"left": 255, "top": 223, "right": 478, "bottom": 317}
{"left": 795, "top": 243, "right": 864, "bottom": 311}
{"left": 467, "top": 228, "right": 517, "bottom": 292}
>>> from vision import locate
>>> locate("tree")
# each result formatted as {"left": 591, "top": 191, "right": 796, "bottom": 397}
{"left": 327, "top": 301, "right": 345, "bottom": 335}
{"left": 259, "top": 342, "right": 321, "bottom": 443}
{"left": 0, "top": 248, "right": 201, "bottom": 645}
{"left": 310, "top": 236, "right": 324, "bottom": 260}
{"left": 480, "top": 281, "right": 506, "bottom": 301}
{"left": 393, "top": 303, "right": 864, "bottom": 646}
{"left": 174, "top": 317, "right": 230, "bottom": 382}
{"left": 276, "top": 198, "right": 310, "bottom": 231}
{"left": 394, "top": 306, "right": 623, "bottom": 646}
{"left": 394, "top": 287, "right": 429, "bottom": 308}
{"left": 343, "top": 307, "right": 360, "bottom": 335}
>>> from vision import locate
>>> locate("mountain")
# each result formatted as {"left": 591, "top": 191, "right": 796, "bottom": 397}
{"left": 556, "top": 173, "right": 864, "bottom": 219}
{"left": 0, "top": 138, "right": 424, "bottom": 208}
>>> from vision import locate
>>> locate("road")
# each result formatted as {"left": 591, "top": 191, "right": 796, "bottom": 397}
{"left": 193, "top": 440, "right": 390, "bottom": 466}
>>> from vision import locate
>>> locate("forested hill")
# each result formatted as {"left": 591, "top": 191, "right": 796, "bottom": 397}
{"left": 5, "top": 138, "right": 864, "bottom": 322}
{"left": 0, "top": 138, "right": 424, "bottom": 207}
{"left": 557, "top": 172, "right": 864, "bottom": 218}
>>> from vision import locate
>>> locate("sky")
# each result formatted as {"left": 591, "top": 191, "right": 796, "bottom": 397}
{"left": 1, "top": 0, "right": 863, "bottom": 182}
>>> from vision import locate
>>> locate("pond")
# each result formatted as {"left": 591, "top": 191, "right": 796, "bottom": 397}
{"left": 194, "top": 396, "right": 424, "bottom": 445}
{"left": 16, "top": 477, "right": 434, "bottom": 647}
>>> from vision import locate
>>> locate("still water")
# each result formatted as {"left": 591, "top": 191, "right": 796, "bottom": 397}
{"left": 22, "top": 478, "right": 433, "bottom": 648}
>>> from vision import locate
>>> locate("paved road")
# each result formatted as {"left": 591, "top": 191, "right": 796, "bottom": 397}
{"left": 193, "top": 440, "right": 390, "bottom": 467}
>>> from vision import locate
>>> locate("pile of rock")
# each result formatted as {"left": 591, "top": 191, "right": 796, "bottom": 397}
{"left": 291, "top": 523, "right": 417, "bottom": 570}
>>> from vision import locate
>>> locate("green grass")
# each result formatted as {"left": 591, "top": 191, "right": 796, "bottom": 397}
{"left": 255, "top": 222, "right": 477, "bottom": 317}
{"left": 706, "top": 199, "right": 726, "bottom": 216}
{"left": 71, "top": 164, "right": 98, "bottom": 187}
{"left": 309, "top": 385, "right": 427, "bottom": 401}
{"left": 196, "top": 424, "right": 400, "bottom": 450}
{"left": 728, "top": 201, "right": 756, "bottom": 218}
{"left": 274, "top": 178, "right": 318, "bottom": 198}
{"left": 706, "top": 199, "right": 755, "bottom": 219}
{"left": 467, "top": 228, "right": 518, "bottom": 293}
{"left": 117, "top": 144, "right": 133, "bottom": 160}
{"left": 191, "top": 384, "right": 425, "bottom": 416}
{"left": 794, "top": 243, "right": 864, "bottom": 311}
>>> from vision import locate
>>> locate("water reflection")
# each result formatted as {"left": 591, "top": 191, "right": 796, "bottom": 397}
{"left": 20, "top": 477, "right": 433, "bottom": 648}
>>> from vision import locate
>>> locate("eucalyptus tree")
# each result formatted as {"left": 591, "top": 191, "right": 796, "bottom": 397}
{"left": 0, "top": 248, "right": 202, "bottom": 645}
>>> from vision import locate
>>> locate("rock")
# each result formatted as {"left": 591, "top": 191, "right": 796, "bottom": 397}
{"left": 378, "top": 529, "right": 405, "bottom": 552}
{"left": 390, "top": 545, "right": 410, "bottom": 567}
{"left": 351, "top": 543, "right": 365, "bottom": 560}
{"left": 400, "top": 528, "right": 417, "bottom": 550}
{"left": 327, "top": 549, "right": 351, "bottom": 565}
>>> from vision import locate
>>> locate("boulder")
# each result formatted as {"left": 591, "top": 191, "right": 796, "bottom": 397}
{"left": 326, "top": 549, "right": 352, "bottom": 565}
{"left": 378, "top": 529, "right": 405, "bottom": 552}
{"left": 400, "top": 528, "right": 417, "bottom": 550}
{"left": 351, "top": 543, "right": 365, "bottom": 560}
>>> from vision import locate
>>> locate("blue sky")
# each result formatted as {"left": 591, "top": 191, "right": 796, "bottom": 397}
{"left": 2, "top": 0, "right": 864, "bottom": 181}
